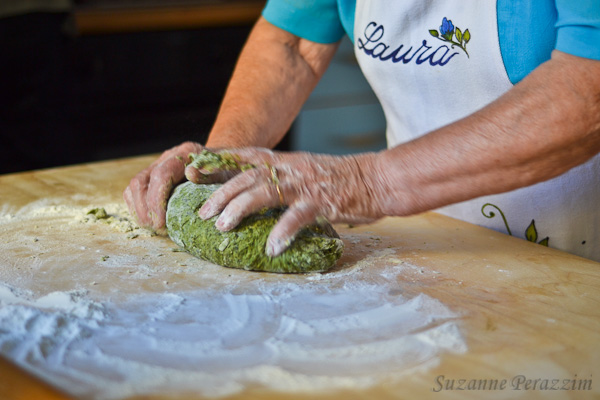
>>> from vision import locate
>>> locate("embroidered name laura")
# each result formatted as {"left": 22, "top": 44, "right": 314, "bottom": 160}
{"left": 357, "top": 20, "right": 470, "bottom": 66}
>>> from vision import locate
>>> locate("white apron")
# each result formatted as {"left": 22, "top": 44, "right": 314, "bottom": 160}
{"left": 354, "top": 0, "right": 599, "bottom": 261}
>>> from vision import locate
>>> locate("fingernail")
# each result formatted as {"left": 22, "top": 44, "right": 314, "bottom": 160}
{"left": 198, "top": 202, "right": 215, "bottom": 219}
{"left": 266, "top": 238, "right": 286, "bottom": 257}
{"left": 215, "top": 213, "right": 233, "bottom": 231}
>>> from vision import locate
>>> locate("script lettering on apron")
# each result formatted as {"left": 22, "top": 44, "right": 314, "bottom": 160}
{"left": 357, "top": 22, "right": 460, "bottom": 67}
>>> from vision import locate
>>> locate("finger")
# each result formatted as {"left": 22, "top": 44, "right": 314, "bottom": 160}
{"left": 266, "top": 202, "right": 319, "bottom": 257}
{"left": 124, "top": 154, "right": 171, "bottom": 226}
{"left": 123, "top": 186, "right": 139, "bottom": 222}
{"left": 148, "top": 142, "right": 203, "bottom": 229}
{"left": 129, "top": 142, "right": 202, "bottom": 233}
{"left": 198, "top": 167, "right": 267, "bottom": 220}
{"left": 215, "top": 183, "right": 283, "bottom": 231}
{"left": 217, "top": 147, "right": 277, "bottom": 166}
{"left": 146, "top": 156, "right": 188, "bottom": 234}
{"left": 124, "top": 166, "right": 154, "bottom": 227}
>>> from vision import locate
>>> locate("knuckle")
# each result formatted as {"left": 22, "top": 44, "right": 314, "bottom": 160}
{"left": 160, "top": 148, "right": 177, "bottom": 161}
{"left": 229, "top": 168, "right": 259, "bottom": 187}
{"left": 151, "top": 164, "right": 175, "bottom": 185}
{"left": 262, "top": 183, "right": 276, "bottom": 198}
{"left": 179, "top": 141, "right": 202, "bottom": 154}
{"left": 129, "top": 176, "right": 144, "bottom": 192}
{"left": 225, "top": 200, "right": 245, "bottom": 220}
{"left": 246, "top": 166, "right": 264, "bottom": 179}
{"left": 280, "top": 182, "right": 297, "bottom": 199}
{"left": 159, "top": 156, "right": 180, "bottom": 172}
{"left": 289, "top": 202, "right": 315, "bottom": 223}
{"left": 149, "top": 169, "right": 164, "bottom": 186}
{"left": 210, "top": 186, "right": 229, "bottom": 205}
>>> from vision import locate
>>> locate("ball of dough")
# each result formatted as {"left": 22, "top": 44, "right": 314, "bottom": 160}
{"left": 166, "top": 182, "right": 344, "bottom": 273}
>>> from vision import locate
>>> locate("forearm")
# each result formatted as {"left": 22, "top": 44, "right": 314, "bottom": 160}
{"left": 205, "top": 17, "right": 339, "bottom": 149}
{"left": 371, "top": 50, "right": 600, "bottom": 216}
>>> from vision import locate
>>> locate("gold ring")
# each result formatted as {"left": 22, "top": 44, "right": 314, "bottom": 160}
{"left": 269, "top": 165, "right": 285, "bottom": 206}
{"left": 275, "top": 183, "right": 284, "bottom": 206}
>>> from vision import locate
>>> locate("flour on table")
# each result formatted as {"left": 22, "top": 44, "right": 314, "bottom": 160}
{"left": 0, "top": 196, "right": 150, "bottom": 237}
{"left": 0, "top": 274, "right": 465, "bottom": 399}
{"left": 0, "top": 197, "right": 466, "bottom": 399}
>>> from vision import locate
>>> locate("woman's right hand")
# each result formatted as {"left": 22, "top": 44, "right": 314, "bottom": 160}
{"left": 123, "top": 141, "right": 205, "bottom": 234}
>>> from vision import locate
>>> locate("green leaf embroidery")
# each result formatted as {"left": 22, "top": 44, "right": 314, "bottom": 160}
{"left": 482, "top": 204, "right": 550, "bottom": 248}
{"left": 429, "top": 29, "right": 439, "bottom": 37}
{"left": 481, "top": 203, "right": 512, "bottom": 236}
{"left": 525, "top": 220, "right": 538, "bottom": 243}
{"left": 455, "top": 27, "right": 463, "bottom": 43}
{"left": 463, "top": 29, "right": 471, "bottom": 43}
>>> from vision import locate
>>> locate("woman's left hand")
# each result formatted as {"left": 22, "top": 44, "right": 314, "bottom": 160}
{"left": 192, "top": 148, "right": 387, "bottom": 257}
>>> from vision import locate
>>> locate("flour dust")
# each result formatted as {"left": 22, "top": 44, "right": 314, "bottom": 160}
{"left": 0, "top": 197, "right": 466, "bottom": 399}
{"left": 0, "top": 275, "right": 465, "bottom": 399}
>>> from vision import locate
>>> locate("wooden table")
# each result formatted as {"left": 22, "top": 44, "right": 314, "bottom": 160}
{"left": 0, "top": 156, "right": 598, "bottom": 399}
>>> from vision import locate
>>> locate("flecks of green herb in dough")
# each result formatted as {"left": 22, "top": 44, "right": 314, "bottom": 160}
{"left": 218, "top": 237, "right": 230, "bottom": 251}
{"left": 166, "top": 182, "right": 343, "bottom": 273}
{"left": 188, "top": 150, "right": 255, "bottom": 174}
{"left": 87, "top": 208, "right": 109, "bottom": 219}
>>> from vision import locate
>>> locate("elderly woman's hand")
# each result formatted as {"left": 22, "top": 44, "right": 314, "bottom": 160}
{"left": 123, "top": 141, "right": 205, "bottom": 234}
{"left": 192, "top": 148, "right": 388, "bottom": 256}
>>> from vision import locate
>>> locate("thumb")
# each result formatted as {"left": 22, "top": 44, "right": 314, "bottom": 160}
{"left": 185, "top": 164, "right": 238, "bottom": 184}
{"left": 185, "top": 149, "right": 244, "bottom": 183}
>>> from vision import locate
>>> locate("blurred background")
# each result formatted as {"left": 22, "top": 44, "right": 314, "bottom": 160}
{"left": 0, "top": 0, "right": 385, "bottom": 175}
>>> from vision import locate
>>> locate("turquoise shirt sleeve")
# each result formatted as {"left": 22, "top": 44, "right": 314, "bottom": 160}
{"left": 498, "top": 0, "right": 600, "bottom": 84}
{"left": 497, "top": 0, "right": 557, "bottom": 84}
{"left": 555, "top": 0, "right": 600, "bottom": 60}
{"left": 262, "top": 0, "right": 346, "bottom": 44}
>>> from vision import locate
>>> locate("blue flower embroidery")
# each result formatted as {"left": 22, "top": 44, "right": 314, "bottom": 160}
{"left": 440, "top": 17, "right": 455, "bottom": 40}
{"left": 429, "top": 17, "right": 470, "bottom": 57}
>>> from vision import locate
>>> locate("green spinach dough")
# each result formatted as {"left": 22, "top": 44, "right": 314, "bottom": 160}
{"left": 166, "top": 181, "right": 344, "bottom": 273}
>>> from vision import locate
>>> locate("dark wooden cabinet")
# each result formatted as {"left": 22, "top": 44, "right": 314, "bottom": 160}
{"left": 0, "top": 4, "right": 261, "bottom": 174}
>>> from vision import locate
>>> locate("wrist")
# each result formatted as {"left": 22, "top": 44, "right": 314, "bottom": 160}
{"left": 362, "top": 149, "right": 424, "bottom": 217}
{"left": 349, "top": 151, "right": 393, "bottom": 219}
{"left": 204, "top": 129, "right": 245, "bottom": 149}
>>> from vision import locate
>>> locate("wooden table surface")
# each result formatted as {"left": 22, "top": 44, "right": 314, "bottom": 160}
{"left": 0, "top": 156, "right": 598, "bottom": 400}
